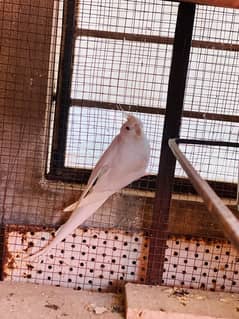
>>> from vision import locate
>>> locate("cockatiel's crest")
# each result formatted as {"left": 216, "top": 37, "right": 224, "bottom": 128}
{"left": 26, "top": 115, "right": 150, "bottom": 261}
{"left": 121, "top": 115, "right": 143, "bottom": 137}
{"left": 128, "top": 115, "right": 143, "bottom": 136}
{"left": 127, "top": 115, "right": 142, "bottom": 127}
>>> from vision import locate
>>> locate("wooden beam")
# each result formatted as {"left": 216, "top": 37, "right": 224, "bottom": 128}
{"left": 181, "top": 0, "right": 239, "bottom": 9}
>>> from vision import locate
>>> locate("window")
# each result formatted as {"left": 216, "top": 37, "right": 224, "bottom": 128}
{"left": 48, "top": 0, "right": 239, "bottom": 198}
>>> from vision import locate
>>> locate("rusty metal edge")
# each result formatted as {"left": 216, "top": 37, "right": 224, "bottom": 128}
{"left": 76, "top": 28, "right": 239, "bottom": 52}
{"left": 70, "top": 98, "right": 239, "bottom": 123}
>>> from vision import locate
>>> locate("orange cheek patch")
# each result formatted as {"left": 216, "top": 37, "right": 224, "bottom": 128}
{"left": 135, "top": 124, "right": 141, "bottom": 136}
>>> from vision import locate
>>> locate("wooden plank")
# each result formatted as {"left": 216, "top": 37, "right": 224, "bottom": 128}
{"left": 180, "top": 0, "right": 239, "bottom": 9}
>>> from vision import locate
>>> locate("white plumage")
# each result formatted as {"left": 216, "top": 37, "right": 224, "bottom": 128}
{"left": 27, "top": 115, "right": 150, "bottom": 260}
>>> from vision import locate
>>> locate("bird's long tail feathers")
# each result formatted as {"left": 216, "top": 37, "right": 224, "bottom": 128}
{"left": 26, "top": 190, "right": 114, "bottom": 261}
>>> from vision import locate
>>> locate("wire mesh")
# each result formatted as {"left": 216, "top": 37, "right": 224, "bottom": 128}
{"left": 175, "top": 5, "right": 239, "bottom": 198}
{"left": 76, "top": 0, "right": 178, "bottom": 36}
{"left": 0, "top": 0, "right": 66, "bottom": 227}
{"left": 0, "top": 0, "right": 239, "bottom": 294}
{"left": 4, "top": 227, "right": 239, "bottom": 293}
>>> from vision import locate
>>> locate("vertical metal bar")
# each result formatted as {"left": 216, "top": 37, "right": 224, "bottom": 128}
{"left": 50, "top": 0, "right": 76, "bottom": 173}
{"left": 146, "top": 2, "right": 195, "bottom": 284}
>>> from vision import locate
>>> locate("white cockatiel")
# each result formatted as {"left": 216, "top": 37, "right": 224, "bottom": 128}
{"left": 27, "top": 115, "right": 150, "bottom": 260}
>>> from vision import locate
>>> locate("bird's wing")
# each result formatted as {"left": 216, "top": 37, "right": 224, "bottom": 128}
{"left": 87, "top": 135, "right": 119, "bottom": 184}
{"left": 63, "top": 135, "right": 120, "bottom": 212}
{"left": 63, "top": 164, "right": 110, "bottom": 212}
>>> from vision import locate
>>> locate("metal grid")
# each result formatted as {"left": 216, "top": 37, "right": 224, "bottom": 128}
{"left": 4, "top": 228, "right": 239, "bottom": 293}
{"left": 55, "top": 0, "right": 177, "bottom": 183}
{"left": 0, "top": 0, "right": 239, "bottom": 294}
{"left": 76, "top": 0, "right": 178, "bottom": 36}
{"left": 163, "top": 236, "right": 239, "bottom": 292}
{"left": 175, "top": 5, "right": 239, "bottom": 188}
{"left": 178, "top": 143, "right": 238, "bottom": 183}
{"left": 4, "top": 226, "right": 149, "bottom": 292}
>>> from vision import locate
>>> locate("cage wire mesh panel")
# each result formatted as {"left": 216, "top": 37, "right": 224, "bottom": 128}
{"left": 0, "top": 0, "right": 65, "bottom": 227}
{"left": 163, "top": 4, "right": 239, "bottom": 291}
{"left": 175, "top": 5, "right": 239, "bottom": 188}
{"left": 1, "top": 0, "right": 239, "bottom": 293}
{"left": 4, "top": 226, "right": 149, "bottom": 291}
{"left": 4, "top": 228, "right": 239, "bottom": 293}
{"left": 67, "top": 0, "right": 178, "bottom": 174}
{"left": 0, "top": 0, "right": 172, "bottom": 291}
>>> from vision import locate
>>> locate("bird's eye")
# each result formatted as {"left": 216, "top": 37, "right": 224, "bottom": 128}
{"left": 126, "top": 126, "right": 130, "bottom": 130}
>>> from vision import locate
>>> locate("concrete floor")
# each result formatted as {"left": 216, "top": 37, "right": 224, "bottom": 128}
{"left": 126, "top": 283, "right": 239, "bottom": 319}
{"left": 0, "top": 282, "right": 124, "bottom": 319}
{"left": 1, "top": 281, "right": 239, "bottom": 319}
